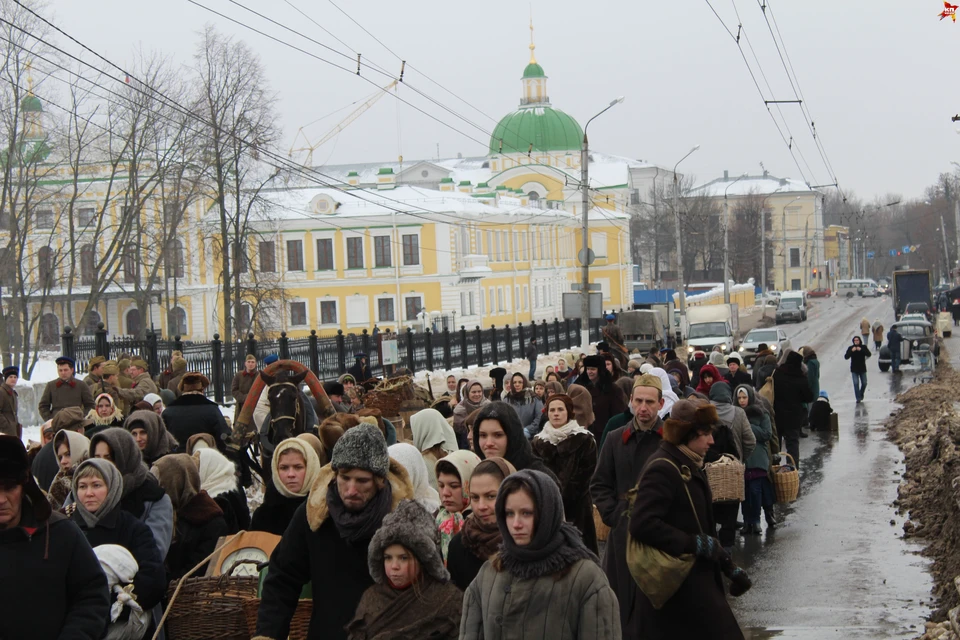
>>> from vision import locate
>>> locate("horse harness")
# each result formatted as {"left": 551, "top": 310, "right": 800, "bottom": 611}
{"left": 268, "top": 382, "right": 301, "bottom": 426}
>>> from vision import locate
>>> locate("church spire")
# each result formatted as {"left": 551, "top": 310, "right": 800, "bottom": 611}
{"left": 529, "top": 13, "right": 537, "bottom": 64}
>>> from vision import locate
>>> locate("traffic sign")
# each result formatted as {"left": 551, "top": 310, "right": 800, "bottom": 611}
{"left": 577, "top": 248, "right": 596, "bottom": 266}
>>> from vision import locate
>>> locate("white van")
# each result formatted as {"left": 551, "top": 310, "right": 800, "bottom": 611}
{"left": 779, "top": 290, "right": 808, "bottom": 321}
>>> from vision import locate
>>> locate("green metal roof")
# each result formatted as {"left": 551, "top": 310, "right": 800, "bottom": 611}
{"left": 377, "top": 167, "right": 394, "bottom": 175}
{"left": 522, "top": 62, "right": 545, "bottom": 79}
{"left": 439, "top": 177, "right": 454, "bottom": 183}
{"left": 489, "top": 106, "right": 583, "bottom": 155}
{"left": 458, "top": 180, "right": 472, "bottom": 186}
{"left": 347, "top": 171, "right": 359, "bottom": 177}
{"left": 20, "top": 95, "right": 42, "bottom": 113}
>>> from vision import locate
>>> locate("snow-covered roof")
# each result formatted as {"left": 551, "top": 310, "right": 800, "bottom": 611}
{"left": 690, "top": 174, "right": 815, "bottom": 198}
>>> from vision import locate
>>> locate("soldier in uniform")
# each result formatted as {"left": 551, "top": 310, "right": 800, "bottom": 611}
{"left": 38, "top": 356, "right": 94, "bottom": 421}
{"left": 83, "top": 356, "right": 105, "bottom": 387}
{"left": 232, "top": 354, "right": 259, "bottom": 406}
{"left": 0, "top": 366, "right": 20, "bottom": 438}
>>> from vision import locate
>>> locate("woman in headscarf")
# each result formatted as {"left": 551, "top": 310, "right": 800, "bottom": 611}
{"left": 735, "top": 384, "right": 773, "bottom": 536}
{"left": 446, "top": 457, "right": 515, "bottom": 590}
{"left": 69, "top": 458, "right": 166, "bottom": 618}
{"left": 193, "top": 448, "right": 249, "bottom": 533}
{"left": 502, "top": 372, "right": 544, "bottom": 440}
{"left": 460, "top": 469, "right": 621, "bottom": 639}
{"left": 453, "top": 380, "right": 490, "bottom": 449}
{"left": 250, "top": 437, "right": 322, "bottom": 536}
{"left": 124, "top": 409, "right": 178, "bottom": 466}
{"left": 649, "top": 367, "right": 680, "bottom": 418}
{"left": 151, "top": 454, "right": 229, "bottom": 580}
{"left": 48, "top": 429, "right": 90, "bottom": 510}
{"left": 695, "top": 363, "right": 722, "bottom": 396}
{"left": 433, "top": 449, "right": 481, "bottom": 563}
{"left": 410, "top": 408, "right": 458, "bottom": 491}
{"left": 388, "top": 443, "right": 441, "bottom": 515}
{"left": 88, "top": 428, "right": 174, "bottom": 559}
{"left": 532, "top": 393, "right": 598, "bottom": 553}
{"left": 472, "top": 402, "right": 558, "bottom": 485}
{"left": 664, "top": 360, "right": 691, "bottom": 392}
{"left": 87, "top": 392, "right": 124, "bottom": 437}
{"left": 184, "top": 433, "right": 216, "bottom": 456}
{"left": 346, "top": 500, "right": 463, "bottom": 640}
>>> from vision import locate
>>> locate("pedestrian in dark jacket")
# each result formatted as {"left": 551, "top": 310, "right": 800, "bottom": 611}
{"left": 689, "top": 351, "right": 708, "bottom": 387}
{"left": 162, "top": 373, "right": 231, "bottom": 452}
{"left": 752, "top": 345, "right": 778, "bottom": 388}
{"left": 0, "top": 435, "right": 110, "bottom": 640}
{"left": 255, "top": 424, "right": 415, "bottom": 640}
{"left": 232, "top": 354, "right": 260, "bottom": 406}
{"left": 887, "top": 327, "right": 903, "bottom": 373}
{"left": 589, "top": 373, "right": 664, "bottom": 639}
{"left": 734, "top": 385, "right": 774, "bottom": 535}
{"left": 773, "top": 350, "right": 814, "bottom": 467}
{"left": 843, "top": 336, "right": 871, "bottom": 403}
{"left": 809, "top": 390, "right": 834, "bottom": 431}
{"left": 460, "top": 469, "right": 621, "bottom": 640}
{"left": 472, "top": 401, "right": 559, "bottom": 485}
{"left": 801, "top": 346, "right": 820, "bottom": 435}
{"left": 525, "top": 339, "right": 538, "bottom": 381}
{"left": 69, "top": 458, "right": 166, "bottom": 614}
{"left": 0, "top": 366, "right": 20, "bottom": 438}
{"left": 629, "top": 400, "right": 749, "bottom": 639}
{"left": 38, "top": 356, "right": 95, "bottom": 421}
{"left": 151, "top": 453, "right": 229, "bottom": 581}
{"left": 723, "top": 355, "right": 752, "bottom": 389}
{"left": 574, "top": 354, "right": 627, "bottom": 442}
{"left": 194, "top": 448, "right": 250, "bottom": 533}
{"left": 502, "top": 372, "right": 544, "bottom": 439}
{"left": 125, "top": 408, "right": 178, "bottom": 466}
{"left": 707, "top": 381, "right": 756, "bottom": 549}
{"left": 250, "top": 437, "right": 323, "bottom": 535}
{"left": 347, "top": 353, "right": 373, "bottom": 383}
{"left": 446, "top": 457, "right": 515, "bottom": 591}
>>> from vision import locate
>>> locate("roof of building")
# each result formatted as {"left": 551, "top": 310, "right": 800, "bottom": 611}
{"left": 20, "top": 94, "right": 42, "bottom": 113}
{"left": 489, "top": 106, "right": 583, "bottom": 155}
{"left": 523, "top": 62, "right": 546, "bottom": 79}
{"left": 690, "top": 174, "right": 815, "bottom": 198}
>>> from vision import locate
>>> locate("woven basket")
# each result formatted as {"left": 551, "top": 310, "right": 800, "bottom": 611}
{"left": 771, "top": 451, "right": 800, "bottom": 503}
{"left": 593, "top": 505, "right": 611, "bottom": 542}
{"left": 242, "top": 598, "right": 313, "bottom": 640}
{"left": 163, "top": 574, "right": 259, "bottom": 640}
{"left": 704, "top": 453, "right": 745, "bottom": 502}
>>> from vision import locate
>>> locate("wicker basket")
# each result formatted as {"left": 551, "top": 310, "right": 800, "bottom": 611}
{"left": 364, "top": 375, "right": 419, "bottom": 415}
{"left": 593, "top": 505, "right": 611, "bottom": 542}
{"left": 771, "top": 452, "right": 800, "bottom": 503}
{"left": 242, "top": 598, "right": 313, "bottom": 640}
{"left": 704, "top": 453, "right": 745, "bottom": 502}
{"left": 163, "top": 574, "right": 259, "bottom": 640}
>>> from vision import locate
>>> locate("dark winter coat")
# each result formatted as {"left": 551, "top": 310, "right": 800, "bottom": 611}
{"left": 843, "top": 340, "right": 872, "bottom": 373}
{"left": 573, "top": 373, "right": 627, "bottom": 442}
{"left": 446, "top": 531, "right": 487, "bottom": 591}
{"left": 809, "top": 397, "right": 834, "bottom": 431}
{"left": 162, "top": 393, "right": 231, "bottom": 452}
{"left": 629, "top": 442, "right": 744, "bottom": 639}
{"left": 31, "top": 440, "right": 61, "bottom": 491}
{"left": 251, "top": 483, "right": 307, "bottom": 536}
{"left": 166, "top": 492, "right": 230, "bottom": 581}
{"left": 0, "top": 382, "right": 18, "bottom": 437}
{"left": 723, "top": 368, "right": 753, "bottom": 389}
{"left": 214, "top": 488, "right": 251, "bottom": 534}
{"left": 38, "top": 377, "right": 95, "bottom": 421}
{"left": 71, "top": 505, "right": 167, "bottom": 612}
{"left": 255, "top": 460, "right": 414, "bottom": 640}
{"left": 589, "top": 416, "right": 664, "bottom": 640}
{"left": 887, "top": 329, "right": 903, "bottom": 353}
{"left": 772, "top": 353, "right": 814, "bottom": 434}
{"left": 0, "top": 506, "right": 110, "bottom": 640}
{"left": 531, "top": 428, "right": 599, "bottom": 553}
{"left": 232, "top": 370, "right": 259, "bottom": 406}
{"left": 804, "top": 356, "right": 821, "bottom": 399}
{"left": 738, "top": 387, "right": 773, "bottom": 471}
{"left": 502, "top": 388, "right": 543, "bottom": 439}
{"left": 752, "top": 349, "right": 778, "bottom": 387}
{"left": 598, "top": 408, "right": 631, "bottom": 451}
{"left": 347, "top": 360, "right": 372, "bottom": 383}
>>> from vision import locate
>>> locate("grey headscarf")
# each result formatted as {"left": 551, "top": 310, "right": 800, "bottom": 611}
{"left": 89, "top": 427, "right": 149, "bottom": 499}
{"left": 71, "top": 458, "right": 124, "bottom": 528}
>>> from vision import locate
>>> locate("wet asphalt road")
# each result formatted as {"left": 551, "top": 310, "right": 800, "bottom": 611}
{"left": 731, "top": 295, "right": 934, "bottom": 639}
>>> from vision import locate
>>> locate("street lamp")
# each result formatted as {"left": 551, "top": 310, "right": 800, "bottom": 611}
{"left": 673, "top": 145, "right": 701, "bottom": 340}
{"left": 723, "top": 173, "right": 748, "bottom": 304}
{"left": 580, "top": 96, "right": 624, "bottom": 349}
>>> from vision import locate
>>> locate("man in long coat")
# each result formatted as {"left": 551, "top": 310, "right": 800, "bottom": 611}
{"left": 38, "top": 356, "right": 94, "bottom": 421}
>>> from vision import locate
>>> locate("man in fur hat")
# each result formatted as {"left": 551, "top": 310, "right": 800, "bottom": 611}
{"left": 0, "top": 366, "right": 19, "bottom": 438}
{"left": 82, "top": 356, "right": 105, "bottom": 387}
{"left": 574, "top": 354, "right": 627, "bottom": 441}
{"left": 590, "top": 373, "right": 665, "bottom": 639}
{"left": 232, "top": 354, "right": 259, "bottom": 406}
{"left": 38, "top": 356, "right": 95, "bottom": 421}
{"left": 161, "top": 373, "right": 230, "bottom": 452}
{"left": 0, "top": 435, "right": 110, "bottom": 640}
{"left": 255, "top": 424, "right": 414, "bottom": 640}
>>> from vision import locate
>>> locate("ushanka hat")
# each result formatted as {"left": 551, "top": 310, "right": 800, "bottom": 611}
{"left": 178, "top": 372, "right": 210, "bottom": 393}
{"left": 583, "top": 354, "right": 606, "bottom": 369}
{"left": 0, "top": 435, "right": 51, "bottom": 522}
{"left": 330, "top": 422, "right": 388, "bottom": 478}
{"left": 662, "top": 398, "right": 718, "bottom": 446}
{"left": 368, "top": 499, "right": 448, "bottom": 585}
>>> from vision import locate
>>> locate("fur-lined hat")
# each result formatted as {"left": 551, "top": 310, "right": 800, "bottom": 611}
{"left": 368, "top": 499, "right": 448, "bottom": 585}
{"left": 662, "top": 399, "right": 718, "bottom": 446}
{"left": 330, "top": 422, "right": 389, "bottom": 477}
{"left": 178, "top": 372, "right": 209, "bottom": 393}
{"left": 0, "top": 435, "right": 51, "bottom": 523}
{"left": 321, "top": 413, "right": 361, "bottom": 433}
{"left": 583, "top": 355, "right": 606, "bottom": 369}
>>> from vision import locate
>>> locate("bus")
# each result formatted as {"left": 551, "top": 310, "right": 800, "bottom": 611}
{"left": 836, "top": 279, "right": 878, "bottom": 297}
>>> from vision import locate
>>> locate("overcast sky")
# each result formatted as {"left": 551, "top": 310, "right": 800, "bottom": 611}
{"left": 44, "top": 0, "right": 960, "bottom": 201}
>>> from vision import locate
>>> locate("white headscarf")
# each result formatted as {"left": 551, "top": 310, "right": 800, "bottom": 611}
{"left": 193, "top": 448, "right": 239, "bottom": 499}
{"left": 388, "top": 443, "right": 441, "bottom": 514}
{"left": 272, "top": 438, "right": 322, "bottom": 499}
{"left": 649, "top": 367, "right": 680, "bottom": 418}
{"left": 410, "top": 408, "right": 458, "bottom": 454}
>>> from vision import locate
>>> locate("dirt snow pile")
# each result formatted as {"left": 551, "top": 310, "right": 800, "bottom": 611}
{"left": 887, "top": 349, "right": 960, "bottom": 629}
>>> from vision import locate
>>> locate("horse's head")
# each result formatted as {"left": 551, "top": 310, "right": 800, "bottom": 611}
{"left": 266, "top": 370, "right": 308, "bottom": 443}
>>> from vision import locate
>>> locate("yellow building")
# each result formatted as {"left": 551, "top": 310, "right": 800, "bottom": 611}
{"left": 823, "top": 224, "right": 852, "bottom": 285}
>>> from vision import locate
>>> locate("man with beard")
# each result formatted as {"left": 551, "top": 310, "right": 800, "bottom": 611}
{"left": 574, "top": 355, "right": 627, "bottom": 441}
{"left": 590, "top": 374, "right": 664, "bottom": 639}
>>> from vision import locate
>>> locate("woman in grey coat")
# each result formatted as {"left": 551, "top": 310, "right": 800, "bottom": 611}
{"left": 460, "top": 469, "right": 620, "bottom": 640}
{"left": 501, "top": 373, "right": 544, "bottom": 439}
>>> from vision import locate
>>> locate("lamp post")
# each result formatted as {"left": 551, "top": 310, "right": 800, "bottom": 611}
{"left": 579, "top": 96, "right": 624, "bottom": 349}
{"left": 723, "top": 173, "right": 747, "bottom": 304}
{"left": 672, "top": 145, "right": 701, "bottom": 342}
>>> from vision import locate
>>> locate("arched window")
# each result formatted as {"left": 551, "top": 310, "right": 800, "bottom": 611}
{"left": 39, "top": 313, "right": 58, "bottom": 345}
{"left": 125, "top": 308, "right": 141, "bottom": 336}
{"left": 38, "top": 246, "right": 54, "bottom": 286}
{"left": 83, "top": 310, "right": 101, "bottom": 336}
{"left": 80, "top": 244, "right": 94, "bottom": 286}
{"left": 165, "top": 239, "right": 184, "bottom": 279}
{"left": 167, "top": 307, "right": 187, "bottom": 337}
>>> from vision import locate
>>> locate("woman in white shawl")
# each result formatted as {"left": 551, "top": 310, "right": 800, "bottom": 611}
{"left": 193, "top": 448, "right": 249, "bottom": 533}
{"left": 649, "top": 367, "right": 680, "bottom": 418}
{"left": 410, "top": 408, "right": 458, "bottom": 491}
{"left": 387, "top": 442, "right": 441, "bottom": 514}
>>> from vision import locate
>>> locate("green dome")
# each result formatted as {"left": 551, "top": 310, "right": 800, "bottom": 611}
{"left": 522, "top": 62, "right": 545, "bottom": 79}
{"left": 489, "top": 106, "right": 583, "bottom": 155}
{"left": 20, "top": 95, "right": 42, "bottom": 113}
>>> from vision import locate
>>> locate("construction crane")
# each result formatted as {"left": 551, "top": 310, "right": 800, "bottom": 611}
{"left": 288, "top": 80, "right": 398, "bottom": 167}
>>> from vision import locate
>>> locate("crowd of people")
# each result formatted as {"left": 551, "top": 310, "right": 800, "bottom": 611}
{"left": 0, "top": 330, "right": 839, "bottom": 639}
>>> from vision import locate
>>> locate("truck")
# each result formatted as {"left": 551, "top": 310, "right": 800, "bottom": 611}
{"left": 618, "top": 310, "right": 667, "bottom": 353}
{"left": 892, "top": 269, "right": 932, "bottom": 320}
{"left": 682, "top": 303, "right": 740, "bottom": 360}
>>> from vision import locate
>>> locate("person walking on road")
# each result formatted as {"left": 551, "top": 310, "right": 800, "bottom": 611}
{"left": 525, "top": 339, "right": 538, "bottom": 381}
{"left": 773, "top": 351, "right": 814, "bottom": 467}
{"left": 859, "top": 318, "right": 871, "bottom": 346}
{"left": 844, "top": 337, "right": 871, "bottom": 403}
{"left": 886, "top": 326, "right": 903, "bottom": 374}
{"left": 871, "top": 321, "right": 884, "bottom": 351}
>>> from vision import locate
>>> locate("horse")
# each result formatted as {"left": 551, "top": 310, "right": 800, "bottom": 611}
{"left": 261, "top": 369, "right": 312, "bottom": 446}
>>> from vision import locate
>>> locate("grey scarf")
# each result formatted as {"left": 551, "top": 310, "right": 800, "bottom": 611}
{"left": 71, "top": 458, "right": 124, "bottom": 528}
{"left": 495, "top": 469, "right": 598, "bottom": 580}
{"left": 325, "top": 479, "right": 394, "bottom": 544}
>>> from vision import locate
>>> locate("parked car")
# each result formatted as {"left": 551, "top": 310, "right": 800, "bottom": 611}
{"left": 808, "top": 287, "right": 832, "bottom": 298}
{"left": 739, "top": 328, "right": 792, "bottom": 367}
{"left": 900, "top": 313, "right": 928, "bottom": 324}
{"left": 903, "top": 301, "right": 932, "bottom": 322}
{"left": 754, "top": 294, "right": 779, "bottom": 307}
{"left": 878, "top": 320, "right": 939, "bottom": 371}
{"left": 861, "top": 286, "right": 878, "bottom": 298}
{"left": 776, "top": 300, "right": 803, "bottom": 324}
